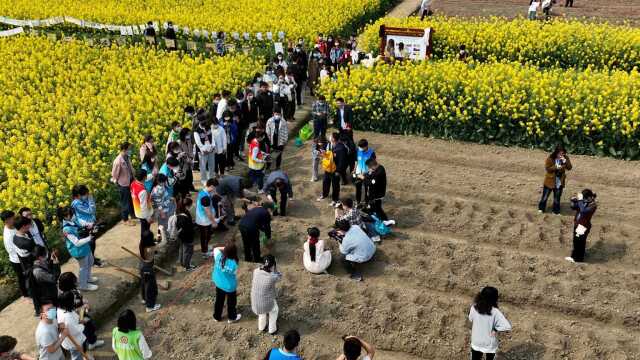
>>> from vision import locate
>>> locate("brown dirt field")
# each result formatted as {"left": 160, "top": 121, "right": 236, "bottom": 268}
{"left": 92, "top": 130, "right": 640, "bottom": 360}
{"left": 431, "top": 0, "right": 640, "bottom": 25}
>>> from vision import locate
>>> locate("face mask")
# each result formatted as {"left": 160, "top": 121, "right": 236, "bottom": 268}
{"left": 358, "top": 147, "right": 365, "bottom": 152}
{"left": 175, "top": 127, "right": 182, "bottom": 132}
{"left": 81, "top": 195, "right": 89, "bottom": 200}
{"left": 224, "top": 118, "right": 231, "bottom": 122}
{"left": 46, "top": 307, "right": 57, "bottom": 320}
{"left": 185, "top": 135, "right": 190, "bottom": 141}
{"left": 126, "top": 149, "right": 132, "bottom": 157}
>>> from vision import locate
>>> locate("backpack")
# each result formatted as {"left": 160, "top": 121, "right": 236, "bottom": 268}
{"left": 167, "top": 213, "right": 180, "bottom": 241}
{"left": 371, "top": 215, "right": 391, "bottom": 236}
{"left": 321, "top": 149, "right": 336, "bottom": 173}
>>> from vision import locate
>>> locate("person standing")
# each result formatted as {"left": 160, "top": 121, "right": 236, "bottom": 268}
{"left": 364, "top": 159, "right": 388, "bottom": 221}
{"left": 318, "top": 133, "right": 346, "bottom": 206}
{"left": 194, "top": 118, "right": 216, "bottom": 186}
{"left": 139, "top": 229, "right": 161, "bottom": 313}
{"left": 264, "top": 330, "right": 302, "bottom": 360}
{"left": 248, "top": 125, "right": 269, "bottom": 191}
{"left": 212, "top": 118, "right": 228, "bottom": 176}
{"left": 256, "top": 82, "right": 274, "bottom": 123}
{"left": 565, "top": 0, "right": 573, "bottom": 7}
{"left": 538, "top": 145, "right": 572, "bottom": 214}
{"left": 329, "top": 41, "right": 344, "bottom": 70}
{"left": 112, "top": 309, "right": 152, "bottom": 360}
{"left": 56, "top": 292, "right": 89, "bottom": 360}
{"left": 310, "top": 137, "right": 326, "bottom": 182}
{"left": 222, "top": 112, "right": 238, "bottom": 171}
{"left": 71, "top": 185, "right": 103, "bottom": 268}
{"left": 139, "top": 135, "right": 158, "bottom": 172}
{"left": 158, "top": 157, "right": 180, "bottom": 199}
{"left": 27, "top": 247, "right": 60, "bottom": 318}
{"left": 337, "top": 335, "right": 376, "bottom": 360}
{"left": 216, "top": 90, "right": 231, "bottom": 122}
{"left": 58, "top": 207, "right": 97, "bottom": 292}
{"left": 143, "top": 21, "right": 156, "bottom": 38}
{"left": 239, "top": 202, "right": 272, "bottom": 263}
{"left": 263, "top": 170, "right": 293, "bottom": 217}
{"left": 176, "top": 197, "right": 195, "bottom": 271}
{"left": 111, "top": 142, "right": 135, "bottom": 226}
{"left": 166, "top": 121, "right": 182, "bottom": 151}
{"left": 290, "top": 56, "right": 307, "bottom": 106}
{"left": 195, "top": 179, "right": 223, "bottom": 258}
{"left": 308, "top": 49, "right": 321, "bottom": 96}
{"left": 18, "top": 208, "right": 49, "bottom": 250}
{"left": 241, "top": 91, "right": 259, "bottom": 150}
{"left": 266, "top": 109, "right": 289, "bottom": 170}
{"left": 212, "top": 242, "right": 241, "bottom": 323}
{"left": 57, "top": 272, "right": 104, "bottom": 351}
{"left": 130, "top": 169, "right": 154, "bottom": 240}
{"left": 468, "top": 287, "right": 512, "bottom": 360}
{"left": 12, "top": 217, "right": 40, "bottom": 300}
{"left": 35, "top": 304, "right": 67, "bottom": 360}
{"left": 353, "top": 139, "right": 376, "bottom": 204}
{"left": 251, "top": 255, "right": 282, "bottom": 335}
{"left": 1, "top": 210, "right": 28, "bottom": 298}
{"left": 334, "top": 98, "right": 353, "bottom": 140}
{"left": 150, "top": 174, "right": 175, "bottom": 243}
{"left": 565, "top": 189, "right": 598, "bottom": 263}
{"left": 178, "top": 127, "right": 196, "bottom": 194}
{"left": 312, "top": 96, "right": 329, "bottom": 140}
{"left": 528, "top": 1, "right": 540, "bottom": 19}
{"left": 420, "top": 0, "right": 433, "bottom": 20}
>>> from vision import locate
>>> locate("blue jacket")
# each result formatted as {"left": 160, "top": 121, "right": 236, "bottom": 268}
{"left": 355, "top": 148, "right": 375, "bottom": 175}
{"left": 62, "top": 219, "right": 91, "bottom": 259}
{"left": 211, "top": 248, "right": 238, "bottom": 292}
{"left": 159, "top": 163, "right": 176, "bottom": 197}
{"left": 71, "top": 197, "right": 96, "bottom": 227}
{"left": 222, "top": 120, "right": 238, "bottom": 145}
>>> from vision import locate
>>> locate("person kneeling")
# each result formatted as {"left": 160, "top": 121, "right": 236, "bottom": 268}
{"left": 303, "top": 227, "right": 332, "bottom": 274}
{"left": 334, "top": 220, "right": 375, "bottom": 282}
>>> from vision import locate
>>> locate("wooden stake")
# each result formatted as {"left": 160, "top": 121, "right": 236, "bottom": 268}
{"left": 120, "top": 246, "right": 173, "bottom": 276}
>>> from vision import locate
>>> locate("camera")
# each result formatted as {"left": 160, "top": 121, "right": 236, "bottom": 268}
{"left": 328, "top": 229, "right": 343, "bottom": 244}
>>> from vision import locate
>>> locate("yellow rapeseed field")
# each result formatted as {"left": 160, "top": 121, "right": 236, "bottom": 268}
{"left": 0, "top": 0, "right": 393, "bottom": 41}
{"left": 320, "top": 60, "right": 640, "bottom": 158}
{"left": 0, "top": 36, "right": 260, "bottom": 222}
{"left": 361, "top": 16, "right": 640, "bottom": 71}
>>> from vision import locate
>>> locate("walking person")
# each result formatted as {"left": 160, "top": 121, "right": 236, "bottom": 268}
{"left": 565, "top": 189, "right": 598, "bottom": 263}
{"left": 58, "top": 207, "right": 97, "bottom": 292}
{"left": 212, "top": 242, "right": 241, "bottom": 323}
{"left": 1, "top": 210, "right": 29, "bottom": 298}
{"left": 468, "top": 286, "right": 512, "bottom": 360}
{"left": 195, "top": 179, "right": 223, "bottom": 258}
{"left": 194, "top": 118, "right": 216, "bottom": 186}
{"left": 353, "top": 139, "right": 376, "bottom": 204}
{"left": 312, "top": 95, "right": 329, "bottom": 140}
{"left": 111, "top": 142, "right": 135, "bottom": 226}
{"left": 364, "top": 159, "right": 388, "bottom": 221}
{"left": 139, "top": 229, "right": 161, "bottom": 312}
{"left": 337, "top": 335, "right": 376, "bottom": 360}
{"left": 239, "top": 202, "right": 272, "bottom": 263}
{"left": 266, "top": 108, "right": 289, "bottom": 170}
{"left": 263, "top": 330, "right": 302, "bottom": 360}
{"left": 318, "top": 133, "right": 347, "bottom": 206}
{"left": 538, "top": 145, "right": 572, "bottom": 214}
{"left": 112, "top": 309, "right": 152, "bottom": 360}
{"left": 251, "top": 255, "right": 282, "bottom": 335}
{"left": 35, "top": 304, "right": 67, "bottom": 360}
{"left": 176, "top": 198, "right": 196, "bottom": 271}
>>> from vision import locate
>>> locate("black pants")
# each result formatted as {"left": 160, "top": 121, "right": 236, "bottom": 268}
{"left": 199, "top": 224, "right": 212, "bottom": 253}
{"left": 471, "top": 350, "right": 495, "bottom": 360}
{"left": 285, "top": 99, "right": 296, "bottom": 120}
{"left": 226, "top": 143, "right": 237, "bottom": 168}
{"left": 269, "top": 188, "right": 288, "bottom": 216}
{"left": 272, "top": 146, "right": 284, "bottom": 169}
{"left": 83, "top": 318, "right": 98, "bottom": 345}
{"left": 369, "top": 199, "right": 388, "bottom": 221}
{"left": 140, "top": 218, "right": 151, "bottom": 241}
{"left": 215, "top": 153, "right": 226, "bottom": 175}
{"left": 322, "top": 172, "right": 341, "bottom": 202}
{"left": 313, "top": 118, "right": 327, "bottom": 140}
{"left": 180, "top": 242, "right": 194, "bottom": 268}
{"left": 295, "top": 84, "right": 303, "bottom": 105}
{"left": 571, "top": 225, "right": 590, "bottom": 262}
{"left": 538, "top": 186, "right": 563, "bottom": 214}
{"left": 213, "top": 287, "right": 237, "bottom": 321}
{"left": 118, "top": 185, "right": 133, "bottom": 221}
{"left": 10, "top": 261, "right": 28, "bottom": 297}
{"left": 354, "top": 179, "right": 366, "bottom": 204}
{"left": 240, "top": 226, "right": 261, "bottom": 262}
{"left": 420, "top": 8, "right": 432, "bottom": 20}
{"left": 140, "top": 266, "right": 158, "bottom": 308}
{"left": 565, "top": 0, "right": 573, "bottom": 6}
{"left": 342, "top": 256, "right": 359, "bottom": 275}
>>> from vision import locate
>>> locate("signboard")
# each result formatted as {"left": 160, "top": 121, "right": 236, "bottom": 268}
{"left": 379, "top": 25, "right": 433, "bottom": 60}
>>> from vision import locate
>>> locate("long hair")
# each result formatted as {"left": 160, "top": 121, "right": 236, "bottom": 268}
{"left": 550, "top": 144, "right": 566, "bottom": 159}
{"left": 307, "top": 227, "right": 320, "bottom": 262}
{"left": 221, "top": 242, "right": 239, "bottom": 268}
{"left": 117, "top": 309, "right": 137, "bottom": 333}
{"left": 474, "top": 286, "right": 499, "bottom": 315}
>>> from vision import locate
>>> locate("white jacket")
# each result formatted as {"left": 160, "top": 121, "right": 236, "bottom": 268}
{"left": 266, "top": 116, "right": 289, "bottom": 147}
{"left": 303, "top": 240, "right": 332, "bottom": 274}
{"left": 211, "top": 124, "right": 227, "bottom": 154}
{"left": 58, "top": 310, "right": 85, "bottom": 351}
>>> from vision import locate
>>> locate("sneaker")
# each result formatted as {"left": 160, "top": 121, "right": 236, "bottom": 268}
{"left": 350, "top": 274, "right": 363, "bottom": 282}
{"left": 93, "top": 258, "right": 104, "bottom": 268}
{"left": 329, "top": 201, "right": 337, "bottom": 207}
{"left": 371, "top": 236, "right": 381, "bottom": 243}
{"left": 80, "top": 284, "right": 99, "bottom": 292}
{"left": 202, "top": 252, "right": 213, "bottom": 259}
{"left": 310, "top": 177, "right": 317, "bottom": 182}
{"left": 382, "top": 220, "right": 396, "bottom": 226}
{"left": 227, "top": 314, "right": 242, "bottom": 323}
{"left": 87, "top": 340, "right": 105, "bottom": 350}
{"left": 537, "top": 210, "right": 543, "bottom": 214}
{"left": 186, "top": 265, "right": 197, "bottom": 272}
{"left": 146, "top": 304, "right": 162, "bottom": 313}
{"left": 316, "top": 196, "right": 325, "bottom": 202}
{"left": 89, "top": 276, "right": 99, "bottom": 283}
{"left": 141, "top": 299, "right": 146, "bottom": 304}
{"left": 564, "top": 257, "right": 575, "bottom": 263}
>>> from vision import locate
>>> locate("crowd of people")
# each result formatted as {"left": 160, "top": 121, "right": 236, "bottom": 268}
{"left": 0, "top": 33, "right": 602, "bottom": 360}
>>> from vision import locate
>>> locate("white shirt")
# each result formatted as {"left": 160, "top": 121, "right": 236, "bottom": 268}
{"left": 468, "top": 305, "right": 512, "bottom": 353}
{"left": 3, "top": 226, "right": 19, "bottom": 263}
{"left": 529, "top": 1, "right": 540, "bottom": 11}
{"left": 339, "top": 107, "right": 346, "bottom": 130}
{"left": 57, "top": 310, "right": 85, "bottom": 351}
{"left": 30, "top": 220, "right": 46, "bottom": 247}
{"left": 211, "top": 125, "right": 227, "bottom": 154}
{"left": 303, "top": 240, "right": 332, "bottom": 274}
{"left": 421, "top": 0, "right": 432, "bottom": 10}
{"left": 216, "top": 98, "right": 228, "bottom": 121}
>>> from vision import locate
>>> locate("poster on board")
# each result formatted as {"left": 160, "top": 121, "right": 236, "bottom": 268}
{"left": 379, "top": 26, "right": 433, "bottom": 60}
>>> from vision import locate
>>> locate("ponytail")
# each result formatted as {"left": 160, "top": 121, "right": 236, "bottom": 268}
{"left": 307, "top": 227, "right": 320, "bottom": 262}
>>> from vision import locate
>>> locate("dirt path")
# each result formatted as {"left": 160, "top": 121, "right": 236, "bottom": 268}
{"left": 91, "top": 129, "right": 640, "bottom": 360}
{"left": 430, "top": 0, "right": 640, "bottom": 25}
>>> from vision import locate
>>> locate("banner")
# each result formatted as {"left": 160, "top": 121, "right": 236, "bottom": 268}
{"left": 0, "top": 27, "right": 24, "bottom": 37}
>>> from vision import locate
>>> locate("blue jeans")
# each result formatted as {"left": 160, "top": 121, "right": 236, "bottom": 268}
{"left": 248, "top": 169, "right": 264, "bottom": 190}
{"left": 538, "top": 186, "right": 563, "bottom": 214}
{"left": 77, "top": 252, "right": 94, "bottom": 289}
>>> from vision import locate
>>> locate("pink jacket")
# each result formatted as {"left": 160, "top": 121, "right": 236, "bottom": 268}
{"left": 111, "top": 153, "right": 134, "bottom": 187}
